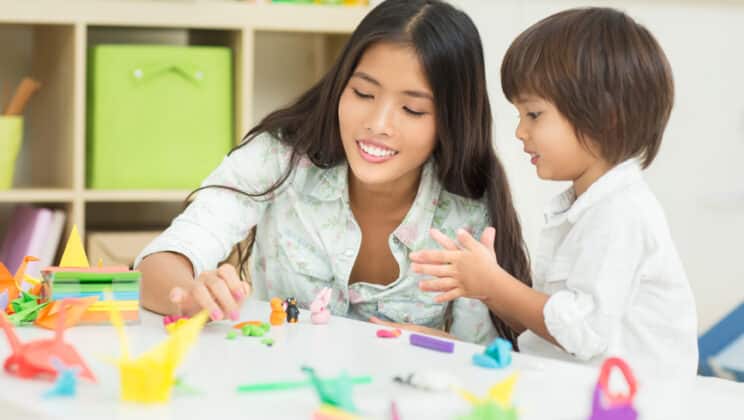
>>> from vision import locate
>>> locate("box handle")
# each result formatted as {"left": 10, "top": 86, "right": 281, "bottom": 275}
{"left": 130, "top": 63, "right": 205, "bottom": 85}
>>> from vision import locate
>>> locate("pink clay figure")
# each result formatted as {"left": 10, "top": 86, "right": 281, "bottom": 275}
{"left": 310, "top": 287, "right": 332, "bottom": 325}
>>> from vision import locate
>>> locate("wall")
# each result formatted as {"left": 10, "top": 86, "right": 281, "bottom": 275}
{"left": 457, "top": 0, "right": 744, "bottom": 332}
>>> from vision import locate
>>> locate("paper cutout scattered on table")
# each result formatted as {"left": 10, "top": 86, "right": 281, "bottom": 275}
{"left": 41, "top": 226, "right": 141, "bottom": 325}
{"left": 236, "top": 373, "right": 372, "bottom": 393}
{"left": 313, "top": 404, "right": 365, "bottom": 420}
{"left": 35, "top": 297, "right": 98, "bottom": 330}
{"left": 43, "top": 357, "right": 80, "bottom": 398}
{"left": 302, "top": 365, "right": 362, "bottom": 414}
{"left": 59, "top": 225, "right": 89, "bottom": 268}
{"left": 0, "top": 302, "right": 95, "bottom": 381}
{"left": 0, "top": 256, "right": 38, "bottom": 312}
{"left": 108, "top": 288, "right": 208, "bottom": 403}
{"left": 8, "top": 290, "right": 48, "bottom": 326}
{"left": 0, "top": 291, "right": 7, "bottom": 313}
{"left": 454, "top": 373, "right": 519, "bottom": 420}
{"left": 589, "top": 357, "right": 638, "bottom": 420}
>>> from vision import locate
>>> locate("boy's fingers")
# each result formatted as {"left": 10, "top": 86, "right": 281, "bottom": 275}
{"left": 434, "top": 289, "right": 463, "bottom": 304}
{"left": 419, "top": 277, "right": 458, "bottom": 292}
{"left": 480, "top": 227, "right": 496, "bottom": 256}
{"left": 430, "top": 228, "right": 459, "bottom": 250}
{"left": 411, "top": 263, "right": 456, "bottom": 278}
{"left": 456, "top": 229, "right": 481, "bottom": 251}
{"left": 409, "top": 250, "right": 454, "bottom": 264}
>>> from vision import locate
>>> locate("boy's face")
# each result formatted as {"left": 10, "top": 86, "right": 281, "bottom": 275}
{"left": 513, "top": 95, "right": 610, "bottom": 196}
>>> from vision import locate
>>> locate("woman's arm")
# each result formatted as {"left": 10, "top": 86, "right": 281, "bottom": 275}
{"left": 134, "top": 133, "right": 290, "bottom": 317}
{"left": 139, "top": 251, "right": 197, "bottom": 315}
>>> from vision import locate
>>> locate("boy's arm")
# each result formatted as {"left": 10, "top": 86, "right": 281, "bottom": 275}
{"left": 481, "top": 268, "right": 560, "bottom": 347}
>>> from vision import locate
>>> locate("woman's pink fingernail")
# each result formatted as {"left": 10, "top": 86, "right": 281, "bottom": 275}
{"left": 232, "top": 290, "right": 245, "bottom": 300}
{"left": 229, "top": 310, "right": 240, "bottom": 321}
{"left": 210, "top": 310, "right": 223, "bottom": 321}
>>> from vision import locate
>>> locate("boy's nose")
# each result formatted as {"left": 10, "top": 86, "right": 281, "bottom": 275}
{"left": 515, "top": 121, "right": 528, "bottom": 142}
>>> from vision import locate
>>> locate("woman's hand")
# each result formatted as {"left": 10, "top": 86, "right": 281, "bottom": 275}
{"left": 168, "top": 264, "right": 251, "bottom": 321}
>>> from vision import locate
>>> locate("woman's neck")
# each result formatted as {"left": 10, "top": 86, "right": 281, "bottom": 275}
{"left": 348, "top": 167, "right": 421, "bottom": 218}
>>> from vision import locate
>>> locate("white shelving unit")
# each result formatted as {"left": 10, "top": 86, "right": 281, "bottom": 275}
{"left": 0, "top": 0, "right": 369, "bottom": 246}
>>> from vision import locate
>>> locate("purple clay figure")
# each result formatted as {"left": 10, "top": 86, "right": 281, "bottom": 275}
{"left": 589, "top": 382, "right": 638, "bottom": 420}
{"left": 285, "top": 297, "right": 300, "bottom": 323}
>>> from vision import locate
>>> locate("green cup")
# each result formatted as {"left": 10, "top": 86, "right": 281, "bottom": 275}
{"left": 0, "top": 116, "right": 23, "bottom": 189}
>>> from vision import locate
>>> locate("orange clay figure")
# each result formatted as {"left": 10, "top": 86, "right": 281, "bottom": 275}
{"left": 269, "top": 297, "right": 286, "bottom": 326}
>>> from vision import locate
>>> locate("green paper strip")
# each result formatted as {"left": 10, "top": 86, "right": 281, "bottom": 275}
{"left": 236, "top": 376, "right": 372, "bottom": 393}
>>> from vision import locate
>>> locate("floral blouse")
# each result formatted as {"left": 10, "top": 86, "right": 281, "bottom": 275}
{"left": 135, "top": 133, "right": 498, "bottom": 344}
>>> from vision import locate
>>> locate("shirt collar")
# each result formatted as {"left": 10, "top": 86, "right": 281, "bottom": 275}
{"left": 393, "top": 161, "right": 441, "bottom": 250}
{"left": 309, "top": 162, "right": 347, "bottom": 202}
{"left": 309, "top": 160, "right": 441, "bottom": 250}
{"left": 545, "top": 158, "right": 644, "bottom": 225}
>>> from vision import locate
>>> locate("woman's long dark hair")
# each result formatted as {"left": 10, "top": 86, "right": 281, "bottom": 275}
{"left": 188, "top": 0, "right": 531, "bottom": 345}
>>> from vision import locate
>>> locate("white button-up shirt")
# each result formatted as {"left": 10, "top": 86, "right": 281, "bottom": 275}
{"left": 517, "top": 159, "right": 698, "bottom": 381}
{"left": 135, "top": 133, "right": 498, "bottom": 344}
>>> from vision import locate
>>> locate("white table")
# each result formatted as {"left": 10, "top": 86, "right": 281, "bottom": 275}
{"left": 1, "top": 300, "right": 742, "bottom": 420}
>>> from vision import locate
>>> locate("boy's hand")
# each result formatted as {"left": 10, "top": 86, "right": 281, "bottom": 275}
{"left": 411, "top": 227, "right": 503, "bottom": 303}
{"left": 168, "top": 264, "right": 251, "bottom": 321}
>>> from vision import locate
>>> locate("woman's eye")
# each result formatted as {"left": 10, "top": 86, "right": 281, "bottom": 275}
{"left": 352, "top": 88, "right": 373, "bottom": 99}
{"left": 527, "top": 111, "right": 541, "bottom": 120}
{"left": 403, "top": 106, "right": 426, "bottom": 117}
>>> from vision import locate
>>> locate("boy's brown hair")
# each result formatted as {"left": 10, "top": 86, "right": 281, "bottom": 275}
{"left": 501, "top": 7, "right": 673, "bottom": 168}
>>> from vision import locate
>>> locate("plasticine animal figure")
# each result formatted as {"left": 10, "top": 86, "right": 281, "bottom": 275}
{"left": 310, "top": 287, "right": 332, "bottom": 325}
{"left": 269, "top": 297, "right": 286, "bottom": 326}
{"left": 285, "top": 297, "right": 300, "bottom": 323}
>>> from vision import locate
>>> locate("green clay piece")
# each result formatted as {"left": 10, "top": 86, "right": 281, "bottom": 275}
{"left": 261, "top": 338, "right": 275, "bottom": 346}
{"left": 226, "top": 330, "right": 238, "bottom": 340}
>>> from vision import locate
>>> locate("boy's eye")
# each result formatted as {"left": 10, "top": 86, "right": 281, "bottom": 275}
{"left": 527, "top": 111, "right": 542, "bottom": 120}
{"left": 403, "top": 106, "right": 426, "bottom": 117}
{"left": 352, "top": 88, "right": 373, "bottom": 99}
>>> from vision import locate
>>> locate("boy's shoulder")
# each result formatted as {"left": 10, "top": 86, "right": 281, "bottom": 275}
{"left": 578, "top": 179, "right": 670, "bottom": 242}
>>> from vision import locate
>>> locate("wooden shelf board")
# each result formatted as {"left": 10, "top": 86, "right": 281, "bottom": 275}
{"left": 0, "top": 0, "right": 370, "bottom": 32}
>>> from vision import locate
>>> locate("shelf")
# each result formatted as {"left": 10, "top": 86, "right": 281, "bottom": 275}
{"left": 0, "top": 0, "right": 370, "bottom": 33}
{"left": 0, "top": 23, "right": 80, "bottom": 189}
{"left": 0, "top": 0, "right": 362, "bottom": 241}
{"left": 83, "top": 190, "right": 192, "bottom": 202}
{"left": 86, "top": 201, "right": 184, "bottom": 231}
{"left": 0, "top": 189, "right": 76, "bottom": 202}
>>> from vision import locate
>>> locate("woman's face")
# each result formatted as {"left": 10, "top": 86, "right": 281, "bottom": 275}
{"left": 338, "top": 41, "right": 437, "bottom": 192}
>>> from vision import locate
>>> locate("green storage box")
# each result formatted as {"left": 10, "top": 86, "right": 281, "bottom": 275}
{"left": 87, "top": 45, "right": 233, "bottom": 189}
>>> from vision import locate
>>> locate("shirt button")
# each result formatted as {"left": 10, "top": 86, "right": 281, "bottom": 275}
{"left": 403, "top": 313, "right": 411, "bottom": 323}
{"left": 344, "top": 249, "right": 354, "bottom": 257}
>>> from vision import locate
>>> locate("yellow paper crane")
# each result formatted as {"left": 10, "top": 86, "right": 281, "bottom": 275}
{"left": 453, "top": 373, "right": 519, "bottom": 420}
{"left": 107, "top": 290, "right": 208, "bottom": 403}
